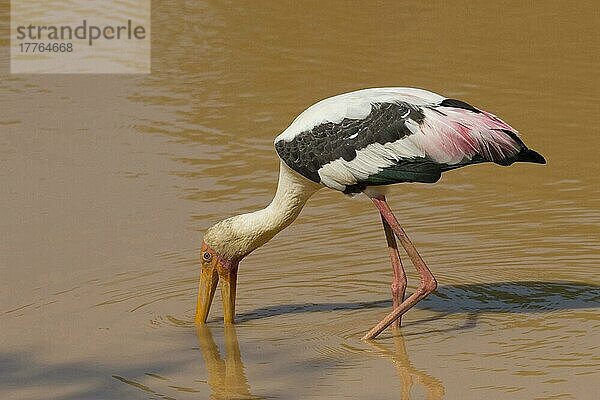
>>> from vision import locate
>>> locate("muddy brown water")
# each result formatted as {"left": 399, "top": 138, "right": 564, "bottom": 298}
{"left": 1, "top": 1, "right": 599, "bottom": 399}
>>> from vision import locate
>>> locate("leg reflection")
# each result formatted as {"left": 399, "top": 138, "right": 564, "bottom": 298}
{"left": 196, "top": 325, "right": 260, "bottom": 399}
{"left": 368, "top": 330, "right": 445, "bottom": 400}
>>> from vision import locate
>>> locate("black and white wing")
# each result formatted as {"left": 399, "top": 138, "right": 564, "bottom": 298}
{"left": 275, "top": 88, "right": 545, "bottom": 194}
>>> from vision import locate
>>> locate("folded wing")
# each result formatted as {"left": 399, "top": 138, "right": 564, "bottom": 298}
{"left": 275, "top": 90, "right": 545, "bottom": 194}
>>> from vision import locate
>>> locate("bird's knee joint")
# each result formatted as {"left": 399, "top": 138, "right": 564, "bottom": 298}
{"left": 424, "top": 279, "right": 437, "bottom": 293}
{"left": 418, "top": 278, "right": 437, "bottom": 295}
{"left": 391, "top": 283, "right": 404, "bottom": 292}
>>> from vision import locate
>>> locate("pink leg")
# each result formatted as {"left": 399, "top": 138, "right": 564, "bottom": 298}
{"left": 362, "top": 196, "right": 438, "bottom": 340}
{"left": 381, "top": 213, "right": 407, "bottom": 327}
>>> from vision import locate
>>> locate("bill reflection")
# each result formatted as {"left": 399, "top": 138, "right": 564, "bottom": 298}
{"left": 196, "top": 325, "right": 262, "bottom": 400}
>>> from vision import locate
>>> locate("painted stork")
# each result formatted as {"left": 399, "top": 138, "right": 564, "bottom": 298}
{"left": 196, "top": 87, "right": 546, "bottom": 340}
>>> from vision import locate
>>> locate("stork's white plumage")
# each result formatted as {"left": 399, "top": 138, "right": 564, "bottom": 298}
{"left": 197, "top": 87, "right": 546, "bottom": 340}
{"left": 276, "top": 88, "right": 444, "bottom": 141}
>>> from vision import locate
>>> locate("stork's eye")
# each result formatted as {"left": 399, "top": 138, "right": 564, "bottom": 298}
{"left": 202, "top": 252, "right": 212, "bottom": 262}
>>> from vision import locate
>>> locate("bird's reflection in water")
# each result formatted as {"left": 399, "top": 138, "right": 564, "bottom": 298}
{"left": 196, "top": 325, "right": 262, "bottom": 400}
{"left": 368, "top": 331, "right": 445, "bottom": 400}
{"left": 197, "top": 325, "right": 443, "bottom": 399}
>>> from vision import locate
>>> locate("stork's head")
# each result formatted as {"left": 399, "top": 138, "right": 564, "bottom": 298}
{"left": 195, "top": 239, "right": 239, "bottom": 324}
{"left": 195, "top": 216, "right": 265, "bottom": 325}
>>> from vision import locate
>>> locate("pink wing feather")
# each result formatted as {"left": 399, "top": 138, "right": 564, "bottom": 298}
{"left": 415, "top": 106, "right": 522, "bottom": 166}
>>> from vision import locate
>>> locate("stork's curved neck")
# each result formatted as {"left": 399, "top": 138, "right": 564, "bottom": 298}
{"left": 209, "top": 162, "right": 321, "bottom": 260}
{"left": 262, "top": 162, "right": 321, "bottom": 230}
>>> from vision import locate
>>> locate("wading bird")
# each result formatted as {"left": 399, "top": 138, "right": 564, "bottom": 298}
{"left": 196, "top": 88, "right": 545, "bottom": 340}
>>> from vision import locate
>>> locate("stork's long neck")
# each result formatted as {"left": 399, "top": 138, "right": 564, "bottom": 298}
{"left": 260, "top": 162, "right": 321, "bottom": 232}
{"left": 211, "top": 162, "right": 321, "bottom": 259}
